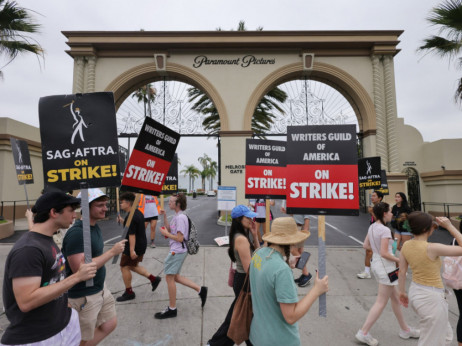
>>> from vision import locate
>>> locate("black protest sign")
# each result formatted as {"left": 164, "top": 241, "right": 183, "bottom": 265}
{"left": 121, "top": 117, "right": 180, "bottom": 196}
{"left": 376, "top": 169, "right": 390, "bottom": 195}
{"left": 286, "top": 124, "right": 359, "bottom": 216}
{"left": 39, "top": 92, "right": 121, "bottom": 191}
{"left": 358, "top": 156, "right": 382, "bottom": 189}
{"left": 118, "top": 145, "right": 129, "bottom": 176}
{"left": 245, "top": 139, "right": 286, "bottom": 199}
{"left": 161, "top": 154, "right": 178, "bottom": 194}
{"left": 10, "top": 138, "right": 34, "bottom": 185}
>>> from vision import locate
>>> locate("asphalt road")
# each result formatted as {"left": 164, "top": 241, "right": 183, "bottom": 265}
{"left": 2, "top": 195, "right": 453, "bottom": 247}
{"left": 99, "top": 196, "right": 454, "bottom": 247}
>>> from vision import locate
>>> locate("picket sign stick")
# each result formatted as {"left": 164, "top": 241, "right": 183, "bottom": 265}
{"left": 265, "top": 199, "right": 270, "bottom": 235}
{"left": 225, "top": 210, "right": 229, "bottom": 236}
{"left": 160, "top": 195, "right": 164, "bottom": 227}
{"left": 112, "top": 193, "right": 141, "bottom": 264}
{"left": 22, "top": 184, "right": 30, "bottom": 209}
{"left": 80, "top": 187, "right": 94, "bottom": 287}
{"left": 318, "top": 215, "right": 327, "bottom": 317}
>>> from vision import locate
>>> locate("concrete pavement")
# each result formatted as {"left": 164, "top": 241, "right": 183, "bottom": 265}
{"left": 0, "top": 242, "right": 459, "bottom": 345}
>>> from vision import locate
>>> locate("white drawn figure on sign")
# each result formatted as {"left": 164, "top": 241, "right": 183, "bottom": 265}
{"left": 15, "top": 141, "right": 23, "bottom": 164}
{"left": 366, "top": 160, "right": 372, "bottom": 175}
{"left": 68, "top": 100, "right": 88, "bottom": 144}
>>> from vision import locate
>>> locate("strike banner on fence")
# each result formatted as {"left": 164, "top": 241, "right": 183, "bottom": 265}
{"left": 10, "top": 138, "right": 34, "bottom": 185}
{"left": 38, "top": 92, "right": 121, "bottom": 191}
{"left": 286, "top": 124, "right": 359, "bottom": 216}
{"left": 121, "top": 117, "right": 179, "bottom": 196}
{"left": 161, "top": 153, "right": 178, "bottom": 194}
{"left": 245, "top": 139, "right": 286, "bottom": 199}
{"left": 358, "top": 156, "right": 382, "bottom": 189}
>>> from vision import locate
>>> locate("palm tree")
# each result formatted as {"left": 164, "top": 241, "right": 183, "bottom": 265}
{"left": 188, "top": 21, "right": 287, "bottom": 137}
{"left": 208, "top": 160, "right": 218, "bottom": 190}
{"left": 180, "top": 164, "right": 200, "bottom": 192}
{"left": 198, "top": 154, "right": 211, "bottom": 190}
{"left": 0, "top": 0, "right": 44, "bottom": 78}
{"left": 132, "top": 84, "right": 156, "bottom": 117}
{"left": 419, "top": 0, "right": 462, "bottom": 102}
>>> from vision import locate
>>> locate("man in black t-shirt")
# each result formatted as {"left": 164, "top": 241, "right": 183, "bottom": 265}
{"left": 1, "top": 191, "right": 97, "bottom": 345}
{"left": 115, "top": 192, "right": 161, "bottom": 302}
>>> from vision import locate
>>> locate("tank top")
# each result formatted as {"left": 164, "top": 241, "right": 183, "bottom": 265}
{"left": 233, "top": 234, "right": 251, "bottom": 273}
{"left": 401, "top": 239, "right": 443, "bottom": 288}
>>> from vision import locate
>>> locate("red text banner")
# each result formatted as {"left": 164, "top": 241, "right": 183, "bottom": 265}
{"left": 245, "top": 165, "right": 286, "bottom": 199}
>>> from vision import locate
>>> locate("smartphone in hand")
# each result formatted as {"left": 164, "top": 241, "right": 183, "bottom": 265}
{"left": 296, "top": 251, "right": 311, "bottom": 270}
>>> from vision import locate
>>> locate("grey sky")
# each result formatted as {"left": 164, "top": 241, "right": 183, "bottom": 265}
{"left": 1, "top": 0, "right": 461, "bottom": 174}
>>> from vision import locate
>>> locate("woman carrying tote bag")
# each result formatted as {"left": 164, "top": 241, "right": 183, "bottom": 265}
{"left": 207, "top": 205, "right": 259, "bottom": 346}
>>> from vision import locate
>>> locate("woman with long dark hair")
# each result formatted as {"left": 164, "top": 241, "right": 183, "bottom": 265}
{"left": 391, "top": 192, "right": 412, "bottom": 250}
{"left": 356, "top": 202, "right": 419, "bottom": 346}
{"left": 207, "top": 205, "right": 259, "bottom": 346}
{"left": 399, "top": 213, "right": 462, "bottom": 345}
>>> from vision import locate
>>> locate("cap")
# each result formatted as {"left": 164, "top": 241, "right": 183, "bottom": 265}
{"left": 231, "top": 205, "right": 257, "bottom": 219}
{"left": 31, "top": 191, "right": 81, "bottom": 213}
{"left": 77, "top": 188, "right": 108, "bottom": 203}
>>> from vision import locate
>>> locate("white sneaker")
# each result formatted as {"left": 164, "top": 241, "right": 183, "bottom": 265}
{"left": 399, "top": 327, "right": 420, "bottom": 339}
{"left": 357, "top": 271, "right": 371, "bottom": 279}
{"left": 355, "top": 330, "right": 378, "bottom": 346}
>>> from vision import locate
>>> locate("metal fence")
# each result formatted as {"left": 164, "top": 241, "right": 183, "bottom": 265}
{"left": 422, "top": 202, "right": 462, "bottom": 218}
{"left": 0, "top": 199, "right": 37, "bottom": 225}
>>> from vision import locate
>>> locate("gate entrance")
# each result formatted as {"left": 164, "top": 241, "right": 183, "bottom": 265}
{"left": 64, "top": 30, "right": 403, "bottom": 203}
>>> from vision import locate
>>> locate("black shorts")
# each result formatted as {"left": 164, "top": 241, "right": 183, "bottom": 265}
{"left": 144, "top": 216, "right": 158, "bottom": 221}
{"left": 255, "top": 217, "right": 266, "bottom": 223}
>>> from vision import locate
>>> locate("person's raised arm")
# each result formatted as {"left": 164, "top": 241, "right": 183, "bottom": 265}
{"left": 279, "top": 271, "right": 328, "bottom": 324}
{"left": 428, "top": 217, "right": 462, "bottom": 258}
{"left": 13, "top": 262, "right": 96, "bottom": 313}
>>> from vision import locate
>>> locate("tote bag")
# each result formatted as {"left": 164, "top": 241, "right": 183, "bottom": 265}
{"left": 443, "top": 239, "right": 462, "bottom": 289}
{"left": 227, "top": 271, "right": 253, "bottom": 344}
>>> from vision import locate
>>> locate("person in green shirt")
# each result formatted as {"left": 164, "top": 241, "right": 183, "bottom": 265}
{"left": 249, "top": 217, "right": 328, "bottom": 346}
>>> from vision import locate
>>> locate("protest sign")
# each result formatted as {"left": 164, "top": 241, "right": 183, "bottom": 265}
{"left": 161, "top": 153, "right": 178, "bottom": 194}
{"left": 10, "top": 138, "right": 34, "bottom": 185}
{"left": 358, "top": 156, "right": 382, "bottom": 189}
{"left": 376, "top": 169, "right": 390, "bottom": 195}
{"left": 39, "top": 92, "right": 121, "bottom": 191}
{"left": 121, "top": 117, "right": 179, "bottom": 196}
{"left": 286, "top": 124, "right": 359, "bottom": 216}
{"left": 245, "top": 139, "right": 286, "bottom": 199}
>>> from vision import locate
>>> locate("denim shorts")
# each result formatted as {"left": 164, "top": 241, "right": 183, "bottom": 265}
{"left": 164, "top": 251, "right": 188, "bottom": 274}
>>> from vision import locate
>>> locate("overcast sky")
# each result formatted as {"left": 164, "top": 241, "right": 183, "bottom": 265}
{"left": 1, "top": 0, "right": 461, "bottom": 175}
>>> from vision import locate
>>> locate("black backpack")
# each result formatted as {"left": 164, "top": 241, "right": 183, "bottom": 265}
{"left": 182, "top": 215, "right": 200, "bottom": 255}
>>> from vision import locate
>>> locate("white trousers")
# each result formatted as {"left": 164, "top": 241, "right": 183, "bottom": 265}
{"left": 409, "top": 282, "right": 453, "bottom": 346}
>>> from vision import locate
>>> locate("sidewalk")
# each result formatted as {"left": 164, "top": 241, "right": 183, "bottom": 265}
{"left": 0, "top": 244, "right": 459, "bottom": 345}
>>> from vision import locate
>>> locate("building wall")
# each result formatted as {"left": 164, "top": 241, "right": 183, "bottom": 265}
{"left": 0, "top": 118, "right": 43, "bottom": 219}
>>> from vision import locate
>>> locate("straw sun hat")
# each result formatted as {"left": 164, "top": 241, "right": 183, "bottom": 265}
{"left": 262, "top": 217, "right": 310, "bottom": 245}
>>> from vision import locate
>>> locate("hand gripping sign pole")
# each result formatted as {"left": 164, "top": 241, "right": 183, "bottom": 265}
{"left": 39, "top": 92, "right": 121, "bottom": 287}
{"left": 286, "top": 124, "right": 359, "bottom": 318}
{"left": 112, "top": 193, "right": 141, "bottom": 264}
{"left": 80, "top": 186, "right": 93, "bottom": 287}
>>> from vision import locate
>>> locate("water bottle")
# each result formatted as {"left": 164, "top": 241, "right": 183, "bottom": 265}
{"left": 392, "top": 238, "right": 398, "bottom": 255}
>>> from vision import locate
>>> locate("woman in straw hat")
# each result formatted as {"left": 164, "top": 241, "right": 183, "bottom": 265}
{"left": 207, "top": 205, "right": 259, "bottom": 346}
{"left": 249, "top": 217, "right": 328, "bottom": 346}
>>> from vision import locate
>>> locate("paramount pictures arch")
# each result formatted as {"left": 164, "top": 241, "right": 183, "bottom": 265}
{"left": 62, "top": 30, "right": 424, "bottom": 206}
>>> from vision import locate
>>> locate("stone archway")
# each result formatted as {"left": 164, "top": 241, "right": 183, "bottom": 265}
{"left": 104, "top": 62, "right": 230, "bottom": 131}
{"left": 63, "top": 30, "right": 403, "bottom": 203}
{"left": 243, "top": 61, "right": 376, "bottom": 135}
